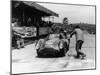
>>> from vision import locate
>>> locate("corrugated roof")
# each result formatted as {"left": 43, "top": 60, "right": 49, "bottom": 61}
{"left": 23, "top": 2, "right": 59, "bottom": 17}
{"left": 13, "top": 1, "right": 59, "bottom": 17}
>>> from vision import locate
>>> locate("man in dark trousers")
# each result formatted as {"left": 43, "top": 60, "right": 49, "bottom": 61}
{"left": 70, "top": 25, "right": 86, "bottom": 59}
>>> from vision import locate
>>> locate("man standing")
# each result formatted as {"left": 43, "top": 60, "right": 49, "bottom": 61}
{"left": 70, "top": 25, "right": 86, "bottom": 59}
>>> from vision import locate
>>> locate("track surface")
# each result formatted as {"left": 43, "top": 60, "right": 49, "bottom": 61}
{"left": 12, "top": 34, "right": 95, "bottom": 74}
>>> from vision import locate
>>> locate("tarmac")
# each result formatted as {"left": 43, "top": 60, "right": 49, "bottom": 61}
{"left": 12, "top": 34, "right": 96, "bottom": 74}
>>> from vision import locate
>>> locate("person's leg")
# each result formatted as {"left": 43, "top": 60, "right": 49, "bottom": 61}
{"left": 77, "top": 40, "right": 86, "bottom": 57}
{"left": 60, "top": 39, "right": 69, "bottom": 54}
{"left": 64, "top": 39, "right": 69, "bottom": 53}
{"left": 75, "top": 40, "right": 81, "bottom": 58}
{"left": 17, "top": 40, "right": 21, "bottom": 49}
{"left": 20, "top": 39, "right": 24, "bottom": 48}
{"left": 79, "top": 40, "right": 86, "bottom": 57}
{"left": 67, "top": 39, "right": 70, "bottom": 50}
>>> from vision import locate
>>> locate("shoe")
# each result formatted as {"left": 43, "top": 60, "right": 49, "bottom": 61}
{"left": 80, "top": 54, "right": 86, "bottom": 59}
{"left": 74, "top": 55, "right": 80, "bottom": 59}
{"left": 17, "top": 47, "right": 20, "bottom": 49}
{"left": 82, "top": 54, "right": 86, "bottom": 58}
{"left": 21, "top": 46, "right": 24, "bottom": 48}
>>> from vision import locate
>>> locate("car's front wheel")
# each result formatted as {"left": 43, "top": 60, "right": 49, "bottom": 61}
{"left": 58, "top": 40, "right": 69, "bottom": 56}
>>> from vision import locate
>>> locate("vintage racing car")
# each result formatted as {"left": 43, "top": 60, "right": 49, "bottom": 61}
{"left": 35, "top": 34, "right": 69, "bottom": 57}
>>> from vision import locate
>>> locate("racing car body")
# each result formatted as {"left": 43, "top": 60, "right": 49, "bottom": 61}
{"left": 35, "top": 34, "right": 69, "bottom": 57}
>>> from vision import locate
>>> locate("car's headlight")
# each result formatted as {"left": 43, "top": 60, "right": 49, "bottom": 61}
{"left": 59, "top": 42, "right": 63, "bottom": 49}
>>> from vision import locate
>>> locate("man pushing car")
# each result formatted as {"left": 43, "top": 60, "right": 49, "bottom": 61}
{"left": 70, "top": 25, "right": 86, "bottom": 59}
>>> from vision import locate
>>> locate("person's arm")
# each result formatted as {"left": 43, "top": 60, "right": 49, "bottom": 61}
{"left": 59, "top": 33, "right": 65, "bottom": 39}
{"left": 70, "top": 30, "right": 76, "bottom": 38}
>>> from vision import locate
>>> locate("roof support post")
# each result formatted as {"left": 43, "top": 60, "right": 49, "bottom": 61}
{"left": 22, "top": 5, "right": 25, "bottom": 26}
{"left": 52, "top": 16, "right": 54, "bottom": 23}
{"left": 48, "top": 17, "right": 50, "bottom": 21}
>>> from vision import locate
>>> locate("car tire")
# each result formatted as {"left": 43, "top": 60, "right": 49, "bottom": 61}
{"left": 36, "top": 49, "right": 42, "bottom": 57}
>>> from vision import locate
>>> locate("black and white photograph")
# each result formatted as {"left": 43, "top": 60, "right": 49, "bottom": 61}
{"left": 11, "top": 0, "right": 96, "bottom": 74}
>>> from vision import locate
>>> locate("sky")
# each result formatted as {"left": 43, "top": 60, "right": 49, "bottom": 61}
{"left": 38, "top": 3, "right": 95, "bottom": 24}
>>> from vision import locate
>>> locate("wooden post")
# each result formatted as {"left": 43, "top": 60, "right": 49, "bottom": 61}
{"left": 52, "top": 16, "right": 54, "bottom": 23}
{"left": 48, "top": 17, "right": 50, "bottom": 21}
{"left": 22, "top": 5, "right": 25, "bottom": 26}
{"left": 37, "top": 25, "right": 39, "bottom": 39}
{"left": 36, "top": 17, "right": 39, "bottom": 39}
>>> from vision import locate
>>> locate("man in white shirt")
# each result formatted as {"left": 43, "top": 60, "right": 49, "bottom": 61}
{"left": 70, "top": 25, "right": 86, "bottom": 59}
